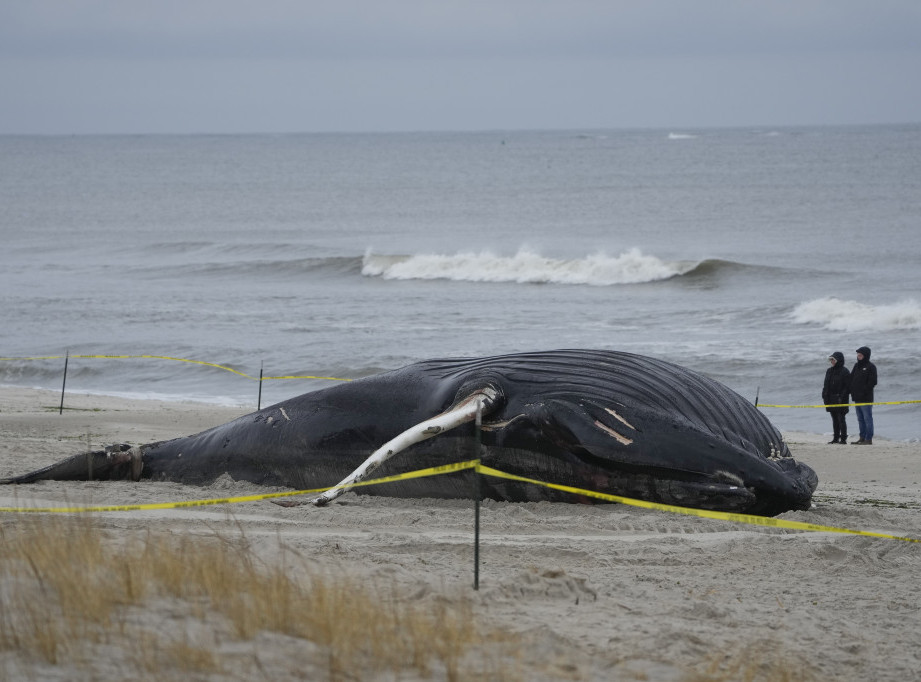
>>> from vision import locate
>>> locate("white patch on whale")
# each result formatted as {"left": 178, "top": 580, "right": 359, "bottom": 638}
{"left": 604, "top": 407, "right": 636, "bottom": 431}
{"left": 594, "top": 420, "right": 634, "bottom": 445}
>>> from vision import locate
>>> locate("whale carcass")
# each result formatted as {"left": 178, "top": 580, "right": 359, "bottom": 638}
{"left": 1, "top": 349, "right": 817, "bottom": 516}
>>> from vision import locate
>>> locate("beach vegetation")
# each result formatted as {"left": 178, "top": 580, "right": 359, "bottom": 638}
{"left": 686, "top": 642, "right": 819, "bottom": 682}
{"left": 0, "top": 514, "right": 823, "bottom": 681}
{"left": 0, "top": 514, "right": 521, "bottom": 680}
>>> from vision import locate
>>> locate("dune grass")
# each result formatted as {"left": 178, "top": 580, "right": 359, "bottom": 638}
{"left": 0, "top": 514, "right": 818, "bottom": 681}
{"left": 0, "top": 514, "right": 520, "bottom": 680}
{"left": 687, "top": 644, "right": 818, "bottom": 682}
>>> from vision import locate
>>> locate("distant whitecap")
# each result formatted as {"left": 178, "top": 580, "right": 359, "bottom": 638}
{"left": 791, "top": 297, "right": 921, "bottom": 332}
{"left": 362, "top": 248, "right": 697, "bottom": 286}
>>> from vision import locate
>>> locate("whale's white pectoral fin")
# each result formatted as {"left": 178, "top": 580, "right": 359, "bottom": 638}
{"left": 311, "top": 387, "right": 500, "bottom": 506}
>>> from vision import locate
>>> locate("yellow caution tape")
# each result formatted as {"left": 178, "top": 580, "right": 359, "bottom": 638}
{"left": 0, "top": 459, "right": 915, "bottom": 543}
{"left": 759, "top": 400, "right": 921, "bottom": 409}
{"left": 6, "top": 356, "right": 920, "bottom": 402}
{"left": 473, "top": 463, "right": 919, "bottom": 543}
{"left": 0, "top": 354, "right": 351, "bottom": 383}
{"left": 0, "top": 460, "right": 477, "bottom": 514}
{"left": 262, "top": 373, "right": 353, "bottom": 382}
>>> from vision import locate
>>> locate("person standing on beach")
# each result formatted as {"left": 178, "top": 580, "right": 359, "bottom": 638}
{"left": 823, "top": 351, "right": 850, "bottom": 444}
{"left": 850, "top": 346, "right": 878, "bottom": 444}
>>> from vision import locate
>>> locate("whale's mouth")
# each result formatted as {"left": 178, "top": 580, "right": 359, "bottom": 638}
{"left": 640, "top": 465, "right": 816, "bottom": 516}
{"left": 654, "top": 479, "right": 755, "bottom": 511}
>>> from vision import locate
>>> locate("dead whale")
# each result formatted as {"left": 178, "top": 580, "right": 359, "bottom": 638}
{"left": 1, "top": 349, "right": 817, "bottom": 516}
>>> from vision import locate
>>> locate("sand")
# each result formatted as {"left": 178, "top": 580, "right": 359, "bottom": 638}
{"left": 1, "top": 387, "right": 920, "bottom": 680}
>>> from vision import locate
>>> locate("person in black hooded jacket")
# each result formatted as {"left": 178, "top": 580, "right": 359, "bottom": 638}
{"left": 851, "top": 346, "right": 878, "bottom": 444}
{"left": 822, "top": 351, "right": 850, "bottom": 444}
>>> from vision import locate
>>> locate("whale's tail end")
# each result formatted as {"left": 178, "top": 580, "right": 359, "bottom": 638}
{"left": 1, "top": 444, "right": 143, "bottom": 484}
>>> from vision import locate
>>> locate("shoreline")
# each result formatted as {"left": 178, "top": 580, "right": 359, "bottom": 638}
{"left": 2, "top": 386, "right": 920, "bottom": 680}
{"left": 2, "top": 385, "right": 917, "bottom": 484}
{"left": 7, "top": 381, "right": 919, "bottom": 441}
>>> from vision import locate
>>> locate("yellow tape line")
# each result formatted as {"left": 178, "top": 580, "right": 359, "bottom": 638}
{"left": 0, "top": 460, "right": 477, "bottom": 514}
{"left": 5, "top": 356, "right": 920, "bottom": 402}
{"left": 759, "top": 400, "right": 921, "bottom": 409}
{"left": 0, "top": 354, "right": 351, "bottom": 383}
{"left": 1, "top": 458, "right": 916, "bottom": 543}
{"left": 474, "top": 464, "right": 919, "bottom": 543}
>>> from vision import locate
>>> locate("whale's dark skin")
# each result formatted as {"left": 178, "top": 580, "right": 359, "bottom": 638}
{"left": 1, "top": 349, "right": 817, "bottom": 516}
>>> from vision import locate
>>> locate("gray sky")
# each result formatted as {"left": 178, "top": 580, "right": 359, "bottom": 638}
{"left": 2, "top": 0, "right": 920, "bottom": 134}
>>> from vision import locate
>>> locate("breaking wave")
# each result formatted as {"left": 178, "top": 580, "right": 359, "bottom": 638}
{"left": 791, "top": 298, "right": 921, "bottom": 332}
{"left": 361, "top": 248, "right": 705, "bottom": 286}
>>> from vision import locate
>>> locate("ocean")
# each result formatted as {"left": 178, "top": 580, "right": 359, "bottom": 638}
{"left": 1, "top": 125, "right": 919, "bottom": 440}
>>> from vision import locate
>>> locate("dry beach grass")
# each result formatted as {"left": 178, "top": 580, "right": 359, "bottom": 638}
{"left": 1, "top": 387, "right": 919, "bottom": 680}
{"left": 1, "top": 514, "right": 519, "bottom": 681}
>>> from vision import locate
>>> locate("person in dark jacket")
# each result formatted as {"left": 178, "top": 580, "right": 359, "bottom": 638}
{"left": 850, "top": 346, "right": 878, "bottom": 444}
{"left": 822, "top": 351, "right": 850, "bottom": 444}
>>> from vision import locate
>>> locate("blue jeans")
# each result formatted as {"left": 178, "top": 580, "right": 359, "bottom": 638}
{"left": 855, "top": 405, "right": 874, "bottom": 441}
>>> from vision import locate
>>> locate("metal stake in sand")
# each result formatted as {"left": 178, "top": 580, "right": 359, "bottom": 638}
{"left": 257, "top": 361, "right": 264, "bottom": 411}
{"left": 473, "top": 400, "right": 482, "bottom": 591}
{"left": 59, "top": 350, "right": 69, "bottom": 415}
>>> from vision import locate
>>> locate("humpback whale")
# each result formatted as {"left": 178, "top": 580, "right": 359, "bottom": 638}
{"left": 1, "top": 349, "right": 817, "bottom": 516}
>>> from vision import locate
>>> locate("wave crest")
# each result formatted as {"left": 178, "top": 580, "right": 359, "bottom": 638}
{"left": 362, "top": 248, "right": 698, "bottom": 286}
{"left": 791, "top": 297, "right": 921, "bottom": 332}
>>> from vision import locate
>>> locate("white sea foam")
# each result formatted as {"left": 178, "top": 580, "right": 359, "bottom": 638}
{"left": 362, "top": 248, "right": 694, "bottom": 286}
{"left": 791, "top": 298, "right": 921, "bottom": 332}
{"left": 668, "top": 132, "right": 697, "bottom": 140}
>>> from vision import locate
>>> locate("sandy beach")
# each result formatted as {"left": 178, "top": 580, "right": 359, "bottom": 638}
{"left": 1, "top": 387, "right": 919, "bottom": 680}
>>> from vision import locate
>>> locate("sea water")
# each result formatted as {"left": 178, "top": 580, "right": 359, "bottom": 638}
{"left": 1, "top": 126, "right": 919, "bottom": 440}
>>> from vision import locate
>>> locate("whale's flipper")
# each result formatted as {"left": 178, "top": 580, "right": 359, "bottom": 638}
{"left": 305, "top": 387, "right": 501, "bottom": 507}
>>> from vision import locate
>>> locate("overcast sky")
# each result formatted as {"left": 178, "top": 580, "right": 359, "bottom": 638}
{"left": 2, "top": 0, "right": 920, "bottom": 134}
